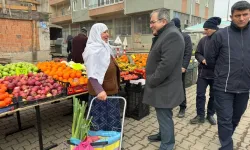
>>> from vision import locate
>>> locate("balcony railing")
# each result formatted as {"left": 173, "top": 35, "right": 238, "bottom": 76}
{"left": 89, "top": 0, "right": 123, "bottom": 9}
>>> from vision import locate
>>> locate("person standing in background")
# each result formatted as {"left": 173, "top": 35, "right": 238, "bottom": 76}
{"left": 171, "top": 18, "right": 193, "bottom": 118}
{"left": 72, "top": 27, "right": 88, "bottom": 63}
{"left": 66, "top": 35, "right": 73, "bottom": 61}
{"left": 190, "top": 17, "right": 221, "bottom": 125}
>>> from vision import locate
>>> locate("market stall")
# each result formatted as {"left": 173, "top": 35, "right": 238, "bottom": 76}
{"left": 0, "top": 53, "right": 197, "bottom": 149}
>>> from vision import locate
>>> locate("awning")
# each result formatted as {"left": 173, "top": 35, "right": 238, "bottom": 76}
{"left": 48, "top": 23, "right": 63, "bottom": 29}
{"left": 184, "top": 21, "right": 231, "bottom": 32}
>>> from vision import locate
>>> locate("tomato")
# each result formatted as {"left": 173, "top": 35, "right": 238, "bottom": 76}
{"left": 0, "top": 101, "right": 6, "bottom": 108}
{"left": 4, "top": 97, "right": 12, "bottom": 105}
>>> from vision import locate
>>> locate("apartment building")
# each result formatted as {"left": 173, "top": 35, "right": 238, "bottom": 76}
{"left": 71, "top": 0, "right": 214, "bottom": 51}
{"left": 0, "top": 0, "right": 51, "bottom": 61}
{"left": 49, "top": 0, "right": 80, "bottom": 41}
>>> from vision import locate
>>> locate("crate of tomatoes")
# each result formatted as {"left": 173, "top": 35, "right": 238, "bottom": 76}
{"left": 0, "top": 84, "right": 17, "bottom": 114}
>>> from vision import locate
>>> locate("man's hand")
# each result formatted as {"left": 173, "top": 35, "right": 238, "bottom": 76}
{"left": 97, "top": 91, "right": 107, "bottom": 101}
{"left": 202, "top": 59, "right": 207, "bottom": 65}
{"left": 182, "top": 68, "right": 186, "bottom": 73}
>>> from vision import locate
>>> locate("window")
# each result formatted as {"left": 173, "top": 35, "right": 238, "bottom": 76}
{"left": 61, "top": 7, "right": 65, "bottom": 16}
{"left": 134, "top": 14, "right": 151, "bottom": 34}
{"left": 80, "top": 22, "right": 96, "bottom": 36}
{"left": 71, "top": 27, "right": 80, "bottom": 37}
{"left": 82, "top": 0, "right": 86, "bottom": 9}
{"left": 100, "top": 20, "right": 113, "bottom": 37}
{"left": 72, "top": 0, "right": 77, "bottom": 11}
{"left": 89, "top": 0, "right": 123, "bottom": 8}
{"left": 115, "top": 17, "right": 131, "bottom": 36}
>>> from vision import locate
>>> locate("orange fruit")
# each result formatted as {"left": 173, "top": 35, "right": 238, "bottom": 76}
{"left": 68, "top": 78, "right": 73, "bottom": 82}
{"left": 63, "top": 73, "right": 69, "bottom": 79}
{"left": 70, "top": 72, "right": 76, "bottom": 78}
{"left": 0, "top": 101, "right": 6, "bottom": 108}
{"left": 58, "top": 77, "right": 63, "bottom": 81}
{"left": 57, "top": 72, "right": 63, "bottom": 77}
{"left": 53, "top": 75, "right": 59, "bottom": 80}
{"left": 4, "top": 97, "right": 12, "bottom": 105}
{"left": 76, "top": 71, "right": 82, "bottom": 78}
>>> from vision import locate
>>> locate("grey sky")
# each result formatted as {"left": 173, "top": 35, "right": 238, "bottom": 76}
{"left": 214, "top": 0, "right": 250, "bottom": 20}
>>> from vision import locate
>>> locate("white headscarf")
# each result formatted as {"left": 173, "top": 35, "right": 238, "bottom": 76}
{"left": 83, "top": 23, "right": 112, "bottom": 84}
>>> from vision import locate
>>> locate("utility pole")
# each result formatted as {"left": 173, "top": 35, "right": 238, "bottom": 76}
{"left": 2, "top": 0, "right": 7, "bottom": 14}
{"left": 227, "top": 0, "right": 231, "bottom": 21}
{"left": 189, "top": 0, "right": 194, "bottom": 25}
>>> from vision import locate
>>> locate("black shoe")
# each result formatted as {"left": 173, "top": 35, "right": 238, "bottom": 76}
{"left": 148, "top": 133, "right": 161, "bottom": 142}
{"left": 190, "top": 115, "right": 205, "bottom": 124}
{"left": 207, "top": 115, "right": 216, "bottom": 125}
{"left": 177, "top": 108, "right": 185, "bottom": 118}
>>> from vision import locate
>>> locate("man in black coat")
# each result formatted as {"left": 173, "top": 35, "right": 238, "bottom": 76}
{"left": 207, "top": 1, "right": 250, "bottom": 150}
{"left": 143, "top": 8, "right": 185, "bottom": 149}
{"left": 171, "top": 18, "right": 193, "bottom": 118}
{"left": 190, "top": 17, "right": 221, "bottom": 125}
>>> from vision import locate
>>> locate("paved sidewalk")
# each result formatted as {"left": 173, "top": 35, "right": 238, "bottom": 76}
{"left": 0, "top": 85, "right": 250, "bottom": 150}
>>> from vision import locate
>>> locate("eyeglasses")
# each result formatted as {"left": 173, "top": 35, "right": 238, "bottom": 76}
{"left": 150, "top": 19, "right": 163, "bottom": 24}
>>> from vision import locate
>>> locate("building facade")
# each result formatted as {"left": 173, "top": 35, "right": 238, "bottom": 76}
{"left": 49, "top": 0, "right": 81, "bottom": 43}
{"left": 71, "top": 0, "right": 214, "bottom": 51}
{"left": 0, "top": 0, "right": 51, "bottom": 62}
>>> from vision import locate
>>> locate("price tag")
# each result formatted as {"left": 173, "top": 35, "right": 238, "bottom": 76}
{"left": 16, "top": 68, "right": 28, "bottom": 75}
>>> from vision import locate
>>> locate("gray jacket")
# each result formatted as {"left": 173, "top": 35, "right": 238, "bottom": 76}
{"left": 143, "top": 22, "right": 185, "bottom": 108}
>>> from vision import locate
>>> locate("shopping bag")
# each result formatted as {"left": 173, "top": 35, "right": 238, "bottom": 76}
{"left": 74, "top": 141, "right": 94, "bottom": 150}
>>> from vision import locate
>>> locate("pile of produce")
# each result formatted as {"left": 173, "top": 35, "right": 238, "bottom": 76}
{"left": 130, "top": 54, "right": 148, "bottom": 68}
{"left": 0, "top": 62, "right": 39, "bottom": 78}
{"left": 0, "top": 72, "right": 64, "bottom": 101}
{"left": 131, "top": 68, "right": 146, "bottom": 79}
{"left": 116, "top": 55, "right": 137, "bottom": 71}
{"left": 120, "top": 71, "right": 139, "bottom": 81}
{"left": 0, "top": 84, "right": 13, "bottom": 108}
{"left": 116, "top": 55, "right": 129, "bottom": 63}
{"left": 37, "top": 61, "right": 88, "bottom": 86}
{"left": 61, "top": 61, "right": 87, "bottom": 74}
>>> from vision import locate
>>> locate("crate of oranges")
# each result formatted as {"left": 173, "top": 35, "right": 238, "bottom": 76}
{"left": 37, "top": 61, "right": 88, "bottom": 95}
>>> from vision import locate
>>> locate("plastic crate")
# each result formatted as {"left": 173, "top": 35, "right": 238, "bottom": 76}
{"left": 125, "top": 83, "right": 149, "bottom": 120}
{"left": 185, "top": 68, "right": 193, "bottom": 88}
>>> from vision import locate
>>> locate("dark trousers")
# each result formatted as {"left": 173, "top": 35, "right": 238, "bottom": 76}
{"left": 155, "top": 108, "right": 175, "bottom": 150}
{"left": 179, "top": 73, "right": 186, "bottom": 109}
{"left": 196, "top": 77, "right": 215, "bottom": 117}
{"left": 214, "top": 90, "right": 249, "bottom": 150}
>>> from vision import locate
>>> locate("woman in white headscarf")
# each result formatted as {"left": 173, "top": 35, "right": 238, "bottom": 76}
{"left": 83, "top": 23, "right": 121, "bottom": 131}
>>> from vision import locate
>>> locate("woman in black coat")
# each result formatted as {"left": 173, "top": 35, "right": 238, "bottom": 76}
{"left": 66, "top": 35, "right": 73, "bottom": 61}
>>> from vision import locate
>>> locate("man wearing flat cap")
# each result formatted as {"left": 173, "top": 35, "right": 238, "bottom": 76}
{"left": 190, "top": 17, "right": 222, "bottom": 125}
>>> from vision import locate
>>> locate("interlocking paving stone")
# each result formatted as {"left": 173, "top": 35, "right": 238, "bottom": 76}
{"left": 1, "top": 85, "right": 250, "bottom": 150}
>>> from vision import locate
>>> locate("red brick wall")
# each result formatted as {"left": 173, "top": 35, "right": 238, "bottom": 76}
{"left": 205, "top": 7, "right": 209, "bottom": 19}
{"left": 0, "top": 19, "right": 38, "bottom": 52}
{"left": 181, "top": 0, "right": 187, "bottom": 13}
{"left": 195, "top": 3, "right": 200, "bottom": 16}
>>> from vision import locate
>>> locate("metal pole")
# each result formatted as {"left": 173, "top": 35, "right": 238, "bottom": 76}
{"left": 227, "top": 0, "right": 231, "bottom": 21}
{"left": 189, "top": 0, "right": 194, "bottom": 25}
{"left": 2, "top": 0, "right": 7, "bottom": 14}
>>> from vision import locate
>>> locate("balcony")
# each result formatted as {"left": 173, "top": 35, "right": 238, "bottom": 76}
{"left": 49, "top": 0, "right": 70, "bottom": 6}
{"left": 51, "top": 13, "right": 72, "bottom": 24}
{"left": 88, "top": 0, "right": 124, "bottom": 17}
